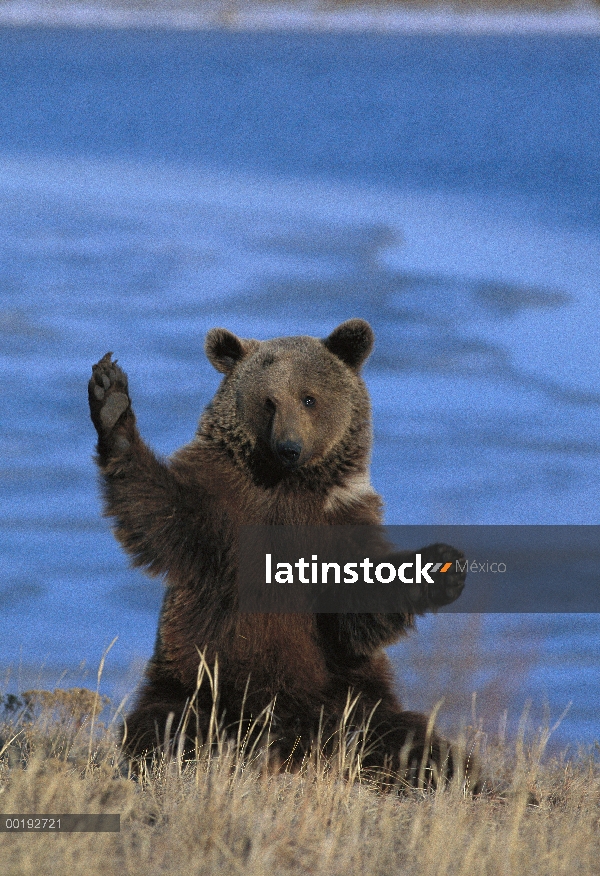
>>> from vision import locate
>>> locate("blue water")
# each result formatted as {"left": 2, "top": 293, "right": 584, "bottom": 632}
{"left": 1, "top": 28, "right": 599, "bottom": 750}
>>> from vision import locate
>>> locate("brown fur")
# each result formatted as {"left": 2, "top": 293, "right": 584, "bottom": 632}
{"left": 88, "top": 319, "right": 472, "bottom": 789}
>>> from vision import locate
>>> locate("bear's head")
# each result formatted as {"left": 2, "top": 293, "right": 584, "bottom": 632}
{"left": 201, "top": 319, "right": 374, "bottom": 487}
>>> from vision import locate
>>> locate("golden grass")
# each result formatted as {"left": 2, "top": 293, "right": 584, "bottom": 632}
{"left": 0, "top": 681, "right": 598, "bottom": 876}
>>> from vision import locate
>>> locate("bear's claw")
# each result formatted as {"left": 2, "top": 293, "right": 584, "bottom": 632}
{"left": 89, "top": 353, "right": 132, "bottom": 441}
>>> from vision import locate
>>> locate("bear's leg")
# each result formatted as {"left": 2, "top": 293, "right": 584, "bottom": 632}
{"left": 360, "top": 710, "right": 480, "bottom": 793}
{"left": 123, "top": 675, "right": 200, "bottom": 761}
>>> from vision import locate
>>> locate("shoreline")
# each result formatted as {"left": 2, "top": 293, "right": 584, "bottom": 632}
{"left": 0, "top": 2, "right": 599, "bottom": 34}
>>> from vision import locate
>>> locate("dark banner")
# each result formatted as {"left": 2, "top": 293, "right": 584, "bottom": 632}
{"left": 238, "top": 526, "right": 600, "bottom": 613}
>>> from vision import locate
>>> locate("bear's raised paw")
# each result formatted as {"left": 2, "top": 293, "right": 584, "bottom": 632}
{"left": 88, "top": 353, "right": 132, "bottom": 445}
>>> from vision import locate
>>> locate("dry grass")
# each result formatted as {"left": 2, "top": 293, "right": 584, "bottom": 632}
{"left": 0, "top": 681, "right": 598, "bottom": 876}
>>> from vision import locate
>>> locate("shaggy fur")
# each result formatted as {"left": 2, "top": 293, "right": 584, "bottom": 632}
{"left": 88, "top": 319, "right": 469, "bottom": 787}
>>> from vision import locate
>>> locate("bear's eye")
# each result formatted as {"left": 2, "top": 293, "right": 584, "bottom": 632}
{"left": 303, "top": 396, "right": 316, "bottom": 408}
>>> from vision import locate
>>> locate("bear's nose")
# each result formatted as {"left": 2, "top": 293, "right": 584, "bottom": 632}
{"left": 276, "top": 440, "right": 302, "bottom": 467}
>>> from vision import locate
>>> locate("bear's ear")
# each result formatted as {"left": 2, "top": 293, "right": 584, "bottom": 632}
{"left": 323, "top": 319, "right": 374, "bottom": 371}
{"left": 205, "top": 328, "right": 255, "bottom": 374}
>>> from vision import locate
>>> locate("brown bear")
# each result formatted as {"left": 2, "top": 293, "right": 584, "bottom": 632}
{"left": 88, "top": 319, "right": 470, "bottom": 788}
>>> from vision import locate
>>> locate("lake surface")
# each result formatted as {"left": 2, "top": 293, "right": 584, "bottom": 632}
{"left": 0, "top": 28, "right": 599, "bottom": 750}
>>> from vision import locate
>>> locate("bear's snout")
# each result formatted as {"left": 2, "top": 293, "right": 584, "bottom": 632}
{"left": 275, "top": 440, "right": 302, "bottom": 468}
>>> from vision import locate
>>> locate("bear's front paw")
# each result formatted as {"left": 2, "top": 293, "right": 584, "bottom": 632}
{"left": 420, "top": 543, "right": 466, "bottom": 609}
{"left": 88, "top": 353, "right": 132, "bottom": 450}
